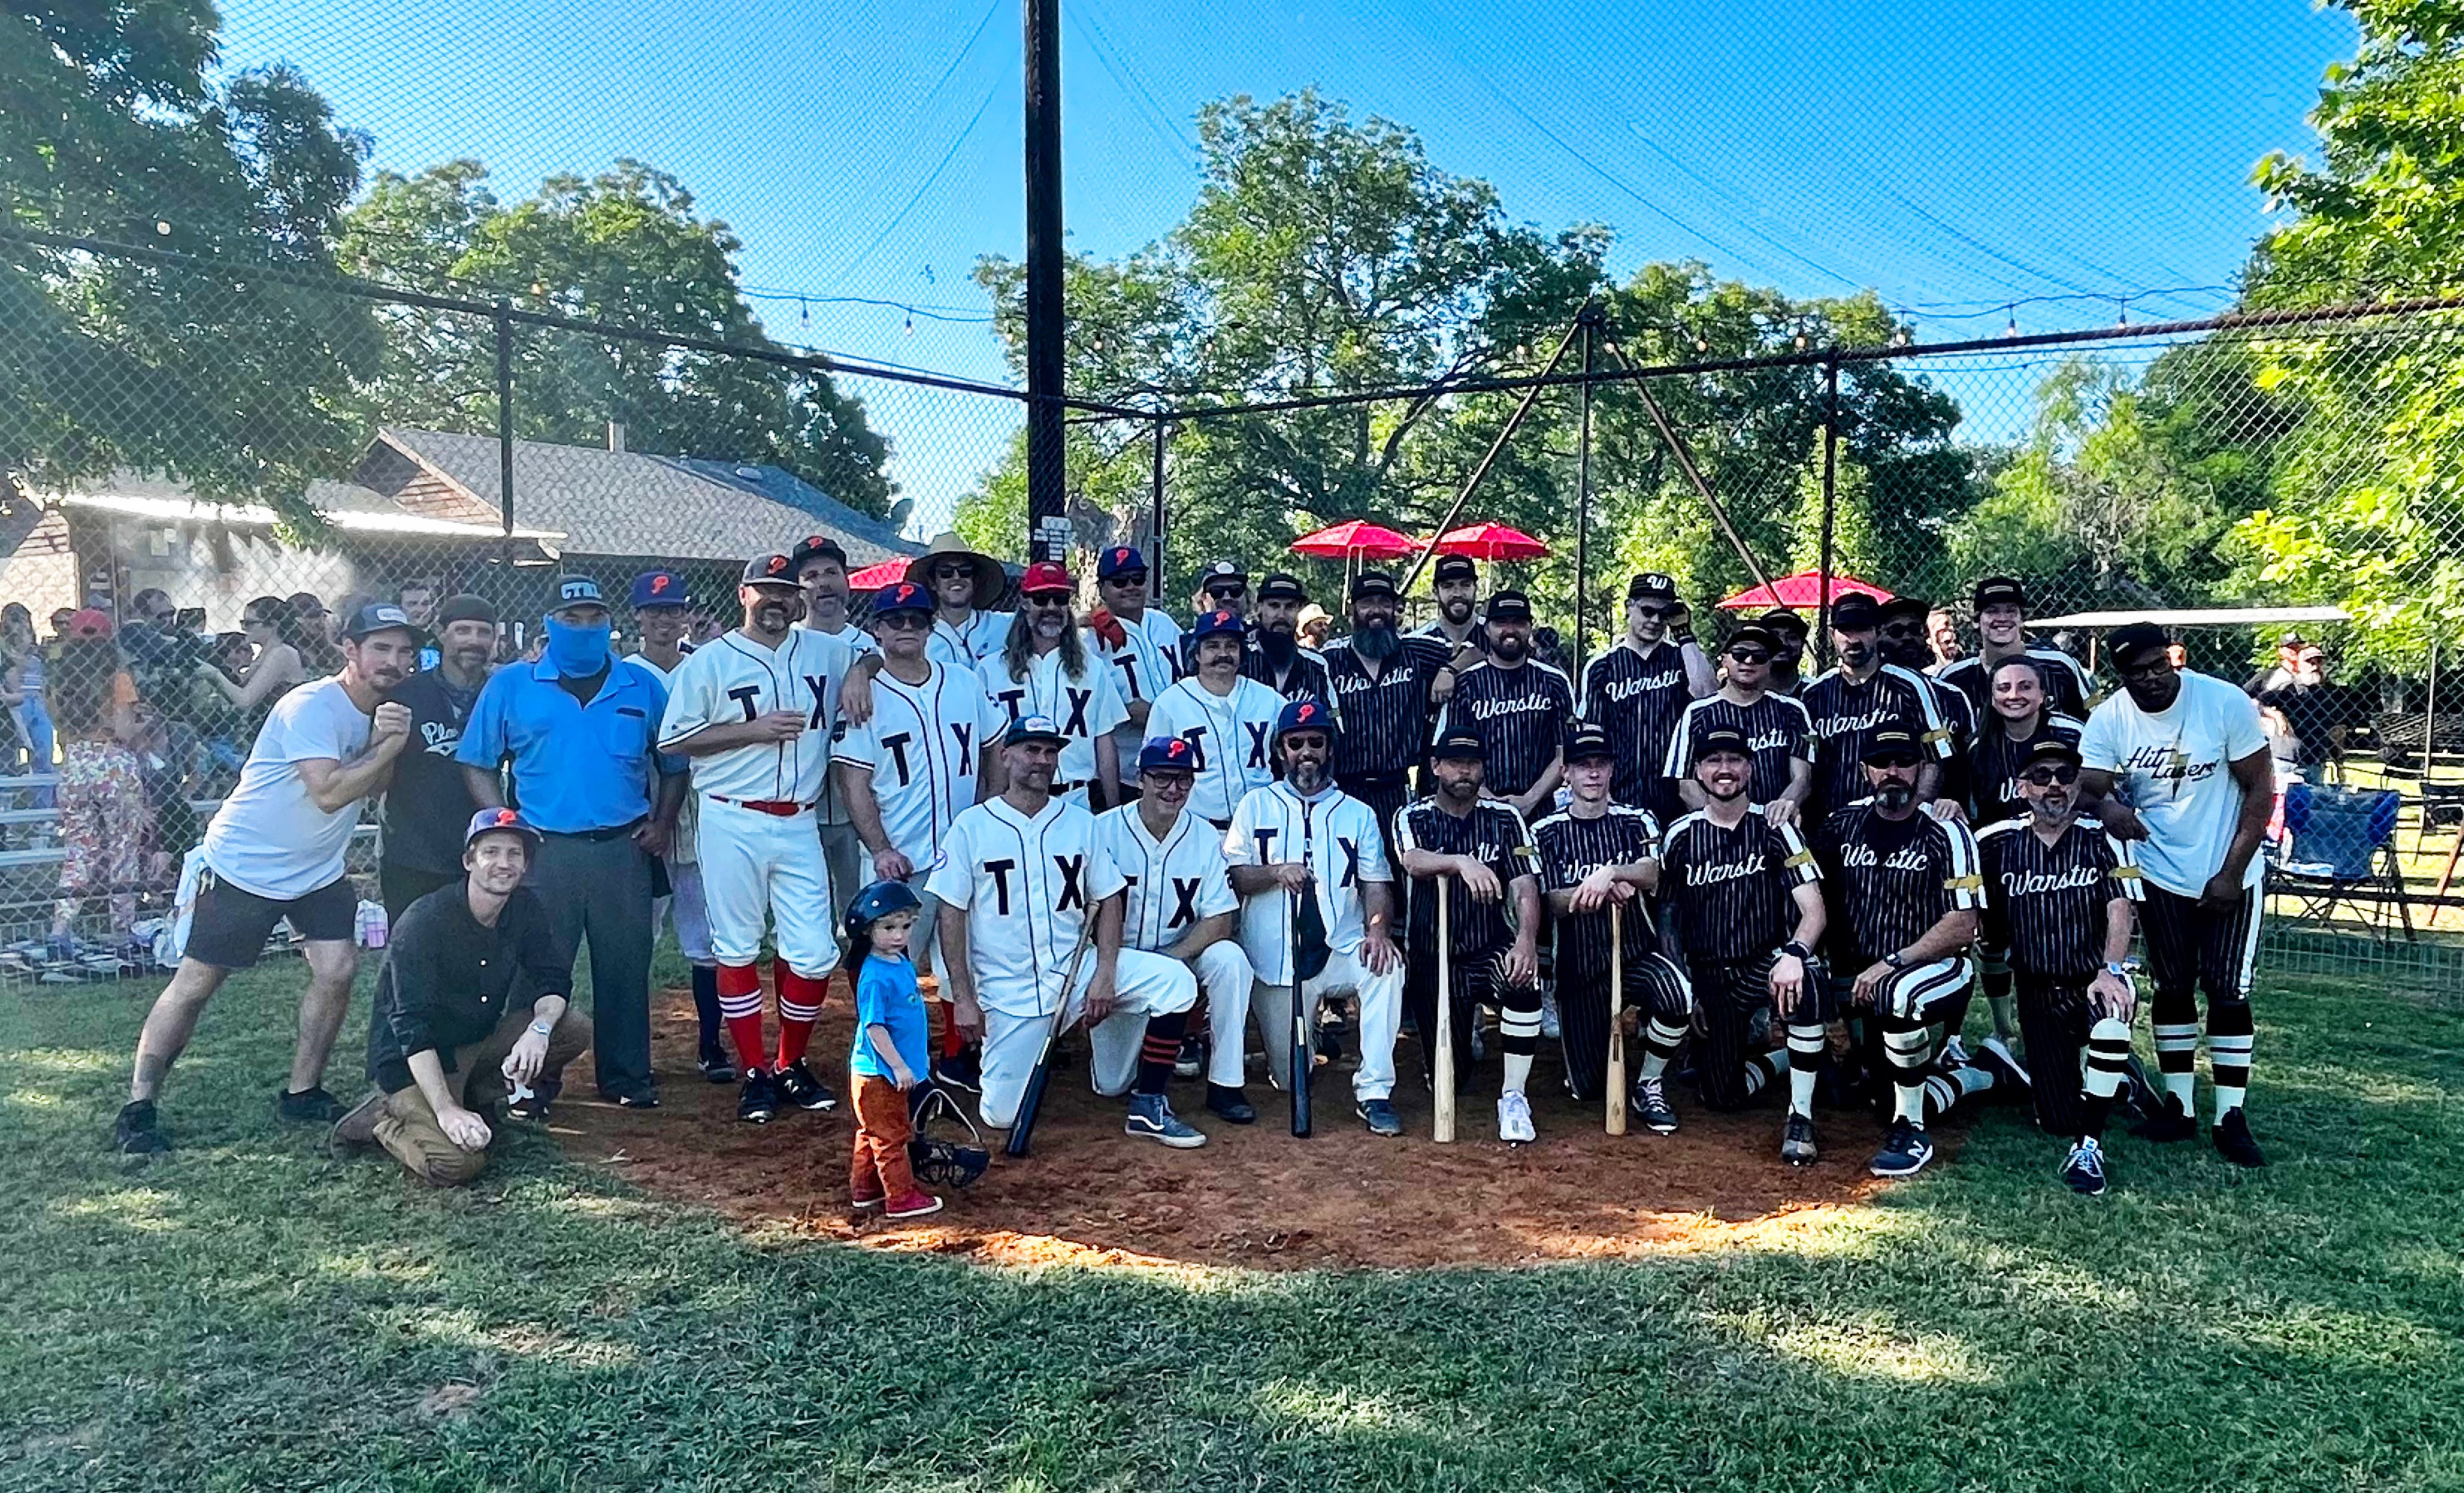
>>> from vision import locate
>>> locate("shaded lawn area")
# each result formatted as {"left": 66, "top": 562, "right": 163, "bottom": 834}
{"left": 2, "top": 965, "right": 2459, "bottom": 1492}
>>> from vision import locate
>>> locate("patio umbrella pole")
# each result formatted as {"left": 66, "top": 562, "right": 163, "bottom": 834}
{"left": 1400, "top": 311, "right": 1587, "bottom": 595}
{"left": 1574, "top": 308, "right": 1596, "bottom": 667}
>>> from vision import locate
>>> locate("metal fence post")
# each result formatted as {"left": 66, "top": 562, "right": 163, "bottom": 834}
{"left": 1817, "top": 353, "right": 1840, "bottom": 665}
{"left": 1574, "top": 311, "right": 1595, "bottom": 668}
{"left": 494, "top": 301, "right": 515, "bottom": 573}
{"left": 1149, "top": 417, "right": 1169, "bottom": 598}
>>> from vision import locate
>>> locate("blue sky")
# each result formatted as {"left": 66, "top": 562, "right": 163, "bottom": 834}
{"left": 216, "top": 0, "right": 2358, "bottom": 530}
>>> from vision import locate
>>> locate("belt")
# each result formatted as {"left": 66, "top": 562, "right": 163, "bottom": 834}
{"left": 1050, "top": 778, "right": 1090, "bottom": 796}
{"left": 541, "top": 817, "right": 647, "bottom": 842}
{"left": 710, "top": 795, "right": 810, "bottom": 817}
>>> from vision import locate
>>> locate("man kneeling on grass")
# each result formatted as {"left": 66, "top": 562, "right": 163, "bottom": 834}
{"left": 330, "top": 808, "right": 592, "bottom": 1186}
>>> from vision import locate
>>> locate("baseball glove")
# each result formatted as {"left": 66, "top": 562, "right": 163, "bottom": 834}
{"left": 908, "top": 1080, "right": 990, "bottom": 1189}
{"left": 1086, "top": 605, "right": 1129, "bottom": 650}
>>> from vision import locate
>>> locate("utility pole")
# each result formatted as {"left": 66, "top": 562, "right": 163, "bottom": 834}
{"left": 1023, "top": 0, "right": 1067, "bottom": 562}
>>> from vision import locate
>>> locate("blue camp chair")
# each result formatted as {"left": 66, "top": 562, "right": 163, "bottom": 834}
{"left": 2274, "top": 782, "right": 2415, "bottom": 941}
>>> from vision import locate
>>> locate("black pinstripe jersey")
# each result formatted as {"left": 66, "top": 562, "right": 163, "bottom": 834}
{"left": 1967, "top": 713, "right": 2086, "bottom": 825}
{"left": 1924, "top": 671, "right": 1980, "bottom": 806}
{"left": 1533, "top": 804, "right": 1663, "bottom": 967}
{"left": 1663, "top": 691, "right": 1813, "bottom": 805}
{"left": 1581, "top": 642, "right": 1697, "bottom": 813}
{"left": 1242, "top": 640, "right": 1337, "bottom": 712}
{"left": 1323, "top": 634, "right": 1451, "bottom": 782}
{"left": 1657, "top": 807, "right": 1819, "bottom": 963}
{"left": 1815, "top": 801, "right": 1984, "bottom": 966}
{"left": 1976, "top": 816, "right": 2143, "bottom": 981}
{"left": 1937, "top": 647, "right": 2096, "bottom": 721}
{"left": 1800, "top": 663, "right": 1951, "bottom": 821}
{"left": 1435, "top": 658, "right": 1575, "bottom": 798}
{"left": 1394, "top": 797, "right": 1538, "bottom": 957}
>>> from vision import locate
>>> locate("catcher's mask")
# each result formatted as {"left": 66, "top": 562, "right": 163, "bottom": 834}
{"left": 908, "top": 1080, "right": 990, "bottom": 1189}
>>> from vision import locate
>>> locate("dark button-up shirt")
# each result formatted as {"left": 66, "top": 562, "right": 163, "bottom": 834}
{"left": 366, "top": 881, "right": 571, "bottom": 1094}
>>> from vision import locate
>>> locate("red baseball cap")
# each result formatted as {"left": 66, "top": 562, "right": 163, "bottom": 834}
{"left": 67, "top": 608, "right": 114, "bottom": 639}
{"left": 1020, "top": 560, "right": 1073, "bottom": 595}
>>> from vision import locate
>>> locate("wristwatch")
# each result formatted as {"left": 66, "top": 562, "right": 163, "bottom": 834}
{"left": 529, "top": 1019, "right": 553, "bottom": 1038}
{"left": 1883, "top": 952, "right": 1908, "bottom": 970}
{"left": 1780, "top": 940, "right": 1810, "bottom": 961}
{"left": 2104, "top": 961, "right": 2131, "bottom": 978}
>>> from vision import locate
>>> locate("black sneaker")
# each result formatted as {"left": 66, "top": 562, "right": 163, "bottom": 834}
{"left": 1174, "top": 1035, "right": 1205, "bottom": 1079}
{"left": 275, "top": 1085, "right": 343, "bottom": 1123}
{"left": 1869, "top": 1120, "right": 1936, "bottom": 1179}
{"left": 1973, "top": 1036, "right": 2032, "bottom": 1099}
{"left": 2129, "top": 1092, "right": 2198, "bottom": 1143}
{"left": 697, "top": 1043, "right": 736, "bottom": 1085}
{"left": 1205, "top": 1083, "right": 1257, "bottom": 1124}
{"left": 1356, "top": 1097, "right": 1403, "bottom": 1137}
{"left": 1780, "top": 1111, "right": 1819, "bottom": 1167}
{"left": 774, "top": 1059, "right": 838, "bottom": 1113}
{"left": 600, "top": 1084, "right": 660, "bottom": 1109}
{"left": 738, "top": 1068, "right": 778, "bottom": 1125}
{"left": 2064, "top": 1137, "right": 2110, "bottom": 1196}
{"left": 2118, "top": 1055, "right": 2164, "bottom": 1121}
{"left": 2212, "top": 1107, "right": 2266, "bottom": 1168}
{"left": 505, "top": 1088, "right": 552, "bottom": 1123}
{"left": 113, "top": 1100, "right": 170, "bottom": 1155}
{"left": 1632, "top": 1075, "right": 1680, "bottom": 1135}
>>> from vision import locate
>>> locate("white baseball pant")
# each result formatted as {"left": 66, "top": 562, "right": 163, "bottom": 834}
{"left": 1251, "top": 948, "right": 1405, "bottom": 1102}
{"left": 976, "top": 947, "right": 1197, "bottom": 1129}
{"left": 699, "top": 798, "right": 836, "bottom": 978}
{"left": 652, "top": 858, "right": 714, "bottom": 965}
{"left": 1179, "top": 938, "right": 1255, "bottom": 1089}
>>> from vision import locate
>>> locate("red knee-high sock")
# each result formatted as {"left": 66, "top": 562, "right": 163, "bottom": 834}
{"left": 717, "top": 963, "right": 769, "bottom": 1074}
{"left": 774, "top": 959, "right": 828, "bottom": 1070}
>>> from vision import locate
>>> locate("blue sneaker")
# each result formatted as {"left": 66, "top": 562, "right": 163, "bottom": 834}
{"left": 2063, "top": 1137, "right": 2109, "bottom": 1196}
{"left": 1124, "top": 1093, "right": 1206, "bottom": 1149}
{"left": 1356, "top": 1097, "right": 1403, "bottom": 1137}
{"left": 1869, "top": 1120, "right": 1936, "bottom": 1179}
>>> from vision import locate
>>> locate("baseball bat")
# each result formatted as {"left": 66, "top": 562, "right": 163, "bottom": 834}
{"left": 1606, "top": 901, "right": 1627, "bottom": 1135}
{"left": 1433, "top": 874, "right": 1456, "bottom": 1143}
{"left": 1002, "top": 912, "right": 1099, "bottom": 1158}
{"left": 1289, "top": 887, "right": 1312, "bottom": 1138}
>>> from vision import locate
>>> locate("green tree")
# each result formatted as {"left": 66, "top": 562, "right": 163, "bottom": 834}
{"left": 1, "top": 1, "right": 382, "bottom": 514}
{"left": 343, "top": 161, "right": 895, "bottom": 516}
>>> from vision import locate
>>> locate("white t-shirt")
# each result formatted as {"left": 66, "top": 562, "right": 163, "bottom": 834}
{"left": 926, "top": 793, "right": 1125, "bottom": 1017}
{"left": 201, "top": 678, "right": 374, "bottom": 900}
{"left": 1224, "top": 781, "right": 1394, "bottom": 984}
{"left": 833, "top": 659, "right": 1004, "bottom": 873}
{"left": 658, "top": 629, "right": 852, "bottom": 807}
{"left": 980, "top": 645, "right": 1129, "bottom": 791}
{"left": 1144, "top": 674, "right": 1287, "bottom": 823}
{"left": 1095, "top": 803, "right": 1238, "bottom": 954}
{"left": 2078, "top": 668, "right": 2269, "bottom": 896}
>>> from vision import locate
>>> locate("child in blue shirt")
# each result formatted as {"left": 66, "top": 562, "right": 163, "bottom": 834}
{"left": 843, "top": 880, "right": 939, "bottom": 1219}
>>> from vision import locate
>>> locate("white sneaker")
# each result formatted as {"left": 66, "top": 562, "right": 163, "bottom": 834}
{"left": 1539, "top": 989, "right": 1563, "bottom": 1040}
{"left": 1937, "top": 1034, "right": 1971, "bottom": 1072}
{"left": 1498, "top": 1090, "right": 1536, "bottom": 1143}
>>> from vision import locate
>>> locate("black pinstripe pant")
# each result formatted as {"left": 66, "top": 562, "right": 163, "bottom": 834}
{"left": 2014, "top": 978, "right": 2095, "bottom": 1135}
{"left": 2138, "top": 882, "right": 2261, "bottom": 1095}
{"left": 1696, "top": 952, "right": 1834, "bottom": 1111}
{"left": 1404, "top": 940, "right": 1539, "bottom": 1087}
{"left": 1555, "top": 949, "right": 1692, "bottom": 1102}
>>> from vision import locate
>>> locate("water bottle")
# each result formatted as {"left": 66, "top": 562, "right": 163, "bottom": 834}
{"left": 356, "top": 900, "right": 388, "bottom": 949}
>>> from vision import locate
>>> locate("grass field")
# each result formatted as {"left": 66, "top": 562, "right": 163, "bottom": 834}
{"left": 4, "top": 965, "right": 2460, "bottom": 1492}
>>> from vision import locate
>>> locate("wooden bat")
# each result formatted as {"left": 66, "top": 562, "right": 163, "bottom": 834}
{"left": 1001, "top": 911, "right": 1099, "bottom": 1158}
{"left": 1289, "top": 887, "right": 1312, "bottom": 1138}
{"left": 1433, "top": 874, "right": 1455, "bottom": 1143}
{"left": 1606, "top": 900, "right": 1627, "bottom": 1135}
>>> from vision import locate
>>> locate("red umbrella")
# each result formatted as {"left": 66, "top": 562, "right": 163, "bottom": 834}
{"left": 1435, "top": 522, "right": 1551, "bottom": 561}
{"left": 847, "top": 556, "right": 911, "bottom": 592}
{"left": 1716, "top": 569, "right": 1894, "bottom": 610}
{"left": 1291, "top": 520, "right": 1418, "bottom": 560}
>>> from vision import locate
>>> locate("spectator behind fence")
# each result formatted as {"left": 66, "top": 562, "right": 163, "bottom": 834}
{"left": 288, "top": 592, "right": 347, "bottom": 674}
{"left": 3, "top": 603, "right": 47, "bottom": 784}
{"left": 2256, "top": 642, "right": 2368, "bottom": 782}
{"left": 48, "top": 606, "right": 75, "bottom": 645}
{"left": 115, "top": 589, "right": 202, "bottom": 750}
{"left": 111, "top": 603, "right": 425, "bottom": 1156}
{"left": 48, "top": 612, "right": 146, "bottom": 959}
{"left": 379, "top": 595, "right": 500, "bottom": 923}
{"left": 196, "top": 596, "right": 312, "bottom": 743}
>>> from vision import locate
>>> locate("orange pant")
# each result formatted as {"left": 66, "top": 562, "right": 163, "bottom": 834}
{"left": 849, "top": 1073, "right": 916, "bottom": 1202}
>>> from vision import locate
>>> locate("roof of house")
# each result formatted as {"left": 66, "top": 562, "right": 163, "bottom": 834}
{"left": 42, "top": 471, "right": 563, "bottom": 541}
{"left": 361, "top": 428, "right": 919, "bottom": 567}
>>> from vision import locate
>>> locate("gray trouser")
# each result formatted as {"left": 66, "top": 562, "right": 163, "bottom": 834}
{"left": 533, "top": 830, "right": 657, "bottom": 1094}
{"left": 819, "top": 818, "right": 866, "bottom": 954}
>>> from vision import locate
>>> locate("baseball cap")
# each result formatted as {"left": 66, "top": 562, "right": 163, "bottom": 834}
{"left": 1001, "top": 713, "right": 1068, "bottom": 748}
{"left": 343, "top": 601, "right": 427, "bottom": 644}
{"left": 1692, "top": 724, "right": 1751, "bottom": 763}
{"left": 463, "top": 805, "right": 541, "bottom": 851}
{"left": 1433, "top": 554, "right": 1478, "bottom": 584}
{"left": 1759, "top": 608, "right": 1809, "bottom": 639}
{"left": 1627, "top": 571, "right": 1678, "bottom": 603}
{"left": 1725, "top": 622, "right": 1779, "bottom": 654}
{"left": 1432, "top": 730, "right": 1486, "bottom": 761}
{"left": 630, "top": 569, "right": 689, "bottom": 609}
{"left": 435, "top": 595, "right": 497, "bottom": 629}
{"left": 870, "top": 580, "right": 934, "bottom": 617}
{"left": 1020, "top": 560, "right": 1072, "bottom": 595}
{"left": 1273, "top": 697, "right": 1335, "bottom": 742}
{"left": 1860, "top": 724, "right": 1924, "bottom": 766}
{"left": 1829, "top": 592, "right": 1881, "bottom": 630}
{"left": 1257, "top": 572, "right": 1308, "bottom": 603}
{"left": 1201, "top": 560, "right": 1248, "bottom": 593}
{"left": 552, "top": 574, "right": 605, "bottom": 611}
{"left": 1973, "top": 575, "right": 2026, "bottom": 610}
{"left": 1878, "top": 595, "right": 1929, "bottom": 624}
{"left": 1564, "top": 721, "right": 1614, "bottom": 762}
{"left": 1350, "top": 570, "right": 1400, "bottom": 600}
{"left": 2108, "top": 621, "right": 2171, "bottom": 667}
{"left": 2278, "top": 628, "right": 2309, "bottom": 648}
{"left": 2020, "top": 736, "right": 2083, "bottom": 772}
{"left": 1097, "top": 544, "right": 1149, "bottom": 580}
{"left": 1138, "top": 736, "right": 1199, "bottom": 775}
{"left": 66, "top": 608, "right": 114, "bottom": 640}
{"left": 742, "top": 553, "right": 800, "bottom": 589}
{"left": 788, "top": 533, "right": 847, "bottom": 575}
{"left": 1189, "top": 607, "right": 1245, "bottom": 642}
{"left": 1484, "top": 590, "right": 1534, "bottom": 623}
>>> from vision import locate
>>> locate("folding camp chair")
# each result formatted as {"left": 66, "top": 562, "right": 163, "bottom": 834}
{"left": 2272, "top": 783, "right": 2415, "bottom": 942}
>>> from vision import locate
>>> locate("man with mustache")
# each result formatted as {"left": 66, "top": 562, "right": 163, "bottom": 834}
{"left": 1580, "top": 572, "right": 1713, "bottom": 821}
{"left": 1322, "top": 571, "right": 1455, "bottom": 869}
{"left": 984, "top": 562, "right": 1128, "bottom": 811}
{"left": 376, "top": 595, "right": 500, "bottom": 925}
{"left": 1432, "top": 592, "right": 1575, "bottom": 824}
{"left": 114, "top": 603, "right": 423, "bottom": 1154}
{"left": 1799, "top": 592, "right": 1950, "bottom": 826}
{"left": 789, "top": 535, "right": 881, "bottom": 959}
{"left": 1663, "top": 621, "right": 1813, "bottom": 824}
{"left": 1242, "top": 572, "right": 1337, "bottom": 707}
{"left": 1083, "top": 544, "right": 1184, "bottom": 801}
{"left": 1411, "top": 553, "right": 1489, "bottom": 666}
{"left": 659, "top": 556, "right": 856, "bottom": 1124}
{"left": 1146, "top": 609, "right": 1288, "bottom": 828}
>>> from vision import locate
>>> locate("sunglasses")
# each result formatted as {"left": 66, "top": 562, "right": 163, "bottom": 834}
{"left": 930, "top": 564, "right": 972, "bottom": 580}
{"left": 875, "top": 612, "right": 930, "bottom": 631}
{"left": 1023, "top": 593, "right": 1071, "bottom": 609}
{"left": 2023, "top": 765, "right": 2082, "bottom": 786}
{"left": 1630, "top": 603, "right": 1673, "bottom": 618}
{"left": 1868, "top": 754, "right": 1921, "bottom": 770}
{"left": 1727, "top": 648, "right": 1771, "bottom": 664}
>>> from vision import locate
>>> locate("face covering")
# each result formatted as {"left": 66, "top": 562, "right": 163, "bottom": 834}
{"left": 544, "top": 617, "right": 612, "bottom": 678}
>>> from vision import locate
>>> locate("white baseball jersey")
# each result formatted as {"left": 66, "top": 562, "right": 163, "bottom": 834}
{"left": 1087, "top": 609, "right": 1182, "bottom": 711}
{"left": 928, "top": 608, "right": 1011, "bottom": 670}
{"left": 926, "top": 794, "right": 1126, "bottom": 1018}
{"left": 658, "top": 628, "right": 854, "bottom": 804}
{"left": 833, "top": 659, "right": 1004, "bottom": 870}
{"left": 981, "top": 645, "right": 1129, "bottom": 789}
{"left": 798, "top": 621, "right": 878, "bottom": 823}
{"left": 1095, "top": 803, "right": 1238, "bottom": 955}
{"left": 625, "top": 649, "right": 699, "bottom": 863}
{"left": 1144, "top": 674, "right": 1287, "bottom": 822}
{"left": 1225, "top": 780, "right": 1394, "bottom": 985}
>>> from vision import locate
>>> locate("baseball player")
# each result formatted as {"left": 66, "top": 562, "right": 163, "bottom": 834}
{"left": 982, "top": 561, "right": 1127, "bottom": 810}
{"left": 908, "top": 532, "right": 1013, "bottom": 670}
{"left": 928, "top": 714, "right": 1208, "bottom": 1146}
{"left": 1665, "top": 620, "right": 1814, "bottom": 822}
{"left": 1936, "top": 576, "right": 2095, "bottom": 721}
{"left": 1145, "top": 609, "right": 1287, "bottom": 827}
{"left": 659, "top": 554, "right": 856, "bottom": 1124}
{"left": 1095, "top": 736, "right": 1258, "bottom": 1123}
{"left": 790, "top": 533, "right": 881, "bottom": 952}
{"left": 1083, "top": 544, "right": 1183, "bottom": 795}
{"left": 1243, "top": 572, "right": 1337, "bottom": 705}
{"left": 1800, "top": 591, "right": 1952, "bottom": 823}
{"left": 1394, "top": 730, "right": 1547, "bottom": 1142}
{"left": 1412, "top": 553, "right": 1488, "bottom": 664}
{"left": 1880, "top": 595, "right": 1980, "bottom": 813}
{"left": 1976, "top": 738, "right": 2145, "bottom": 1196}
{"left": 1533, "top": 722, "right": 1693, "bottom": 1131}
{"left": 1321, "top": 570, "right": 1455, "bottom": 869}
{"left": 1967, "top": 654, "right": 2088, "bottom": 1046}
{"left": 1433, "top": 591, "right": 1575, "bottom": 822}
{"left": 1580, "top": 571, "right": 1713, "bottom": 820}
{"left": 624, "top": 569, "right": 728, "bottom": 1082}
{"left": 1816, "top": 725, "right": 2020, "bottom": 1179}
{"left": 1225, "top": 698, "right": 1408, "bottom": 1136}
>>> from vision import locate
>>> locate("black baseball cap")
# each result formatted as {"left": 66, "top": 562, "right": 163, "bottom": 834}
{"left": 1201, "top": 560, "right": 1248, "bottom": 593}
{"left": 788, "top": 533, "right": 847, "bottom": 574}
{"left": 2108, "top": 621, "right": 2171, "bottom": 667}
{"left": 1485, "top": 590, "right": 1533, "bottom": 623}
{"left": 742, "top": 553, "right": 801, "bottom": 589}
{"left": 1564, "top": 721, "right": 1614, "bottom": 763}
{"left": 1350, "top": 571, "right": 1400, "bottom": 600}
{"left": 1759, "top": 608, "right": 1809, "bottom": 639}
{"left": 1627, "top": 571, "right": 1678, "bottom": 603}
{"left": 2020, "top": 736, "right": 2083, "bottom": 772}
{"left": 1433, "top": 554, "right": 1478, "bottom": 584}
{"left": 1432, "top": 730, "right": 1486, "bottom": 761}
{"left": 1257, "top": 572, "right": 1308, "bottom": 603}
{"left": 1860, "top": 725, "right": 1924, "bottom": 766}
{"left": 1830, "top": 592, "right": 1881, "bottom": 630}
{"left": 1973, "top": 575, "right": 2026, "bottom": 610}
{"left": 344, "top": 601, "right": 427, "bottom": 644}
{"left": 1878, "top": 595, "right": 1930, "bottom": 624}
{"left": 1725, "top": 622, "right": 1779, "bottom": 654}
{"left": 1692, "top": 725, "right": 1751, "bottom": 763}
{"left": 435, "top": 595, "right": 497, "bottom": 629}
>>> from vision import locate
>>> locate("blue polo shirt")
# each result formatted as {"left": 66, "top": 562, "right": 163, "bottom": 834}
{"left": 458, "top": 657, "right": 683, "bottom": 834}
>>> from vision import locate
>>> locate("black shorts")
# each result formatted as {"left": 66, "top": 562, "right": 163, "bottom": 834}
{"left": 185, "top": 871, "right": 359, "bottom": 969}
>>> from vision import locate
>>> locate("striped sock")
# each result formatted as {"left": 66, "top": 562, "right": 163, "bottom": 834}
{"left": 2207, "top": 1003, "right": 2254, "bottom": 1121}
{"left": 717, "top": 963, "right": 767, "bottom": 1074}
{"left": 1884, "top": 1014, "right": 1933, "bottom": 1126}
{"left": 1785, "top": 1022, "right": 1827, "bottom": 1117}
{"left": 773, "top": 961, "right": 828, "bottom": 1070}
{"left": 1639, "top": 1017, "right": 1687, "bottom": 1081}
{"left": 1743, "top": 1048, "right": 1788, "bottom": 1099}
{"left": 1500, "top": 985, "right": 1542, "bottom": 1096}
{"left": 2082, "top": 1016, "right": 2132, "bottom": 1141}
{"left": 1923, "top": 1064, "right": 1993, "bottom": 1122}
{"left": 1135, "top": 1009, "right": 1189, "bottom": 1095}
{"left": 2153, "top": 1022, "right": 2200, "bottom": 1113}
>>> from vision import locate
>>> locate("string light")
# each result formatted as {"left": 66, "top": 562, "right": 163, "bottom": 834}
{"left": 799, "top": 298, "right": 810, "bottom": 327}
{"left": 904, "top": 310, "right": 914, "bottom": 336}
{"left": 2003, "top": 305, "right": 2019, "bottom": 338}
{"left": 155, "top": 220, "right": 170, "bottom": 236}
{"left": 1894, "top": 326, "right": 1914, "bottom": 347}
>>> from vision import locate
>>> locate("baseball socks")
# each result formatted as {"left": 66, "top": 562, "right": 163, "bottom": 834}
{"left": 772, "top": 957, "right": 828, "bottom": 1071}
{"left": 717, "top": 963, "right": 768, "bottom": 1075}
{"left": 1134, "top": 1010, "right": 1191, "bottom": 1096}
{"left": 1784, "top": 1022, "right": 1826, "bottom": 1118}
{"left": 2080, "top": 1017, "right": 2132, "bottom": 1142}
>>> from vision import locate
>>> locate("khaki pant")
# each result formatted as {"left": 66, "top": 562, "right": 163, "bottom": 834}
{"left": 848, "top": 1073, "right": 916, "bottom": 1203}
{"left": 374, "top": 1005, "right": 592, "bottom": 1188}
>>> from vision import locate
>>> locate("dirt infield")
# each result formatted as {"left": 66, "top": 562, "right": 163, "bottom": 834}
{"left": 556, "top": 984, "right": 1930, "bottom": 1270}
